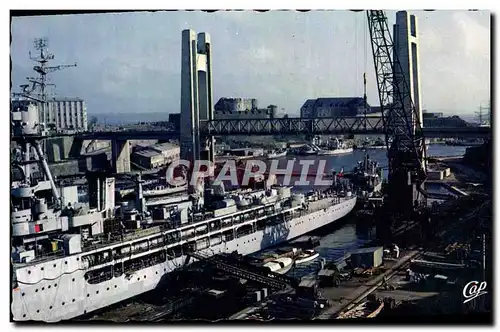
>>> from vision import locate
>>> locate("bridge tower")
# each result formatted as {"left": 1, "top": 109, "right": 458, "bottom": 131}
{"left": 393, "top": 11, "right": 425, "bottom": 167}
{"left": 367, "top": 10, "right": 427, "bottom": 222}
{"left": 180, "top": 29, "right": 215, "bottom": 165}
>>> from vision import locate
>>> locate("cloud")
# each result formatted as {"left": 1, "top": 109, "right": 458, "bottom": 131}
{"left": 10, "top": 10, "right": 490, "bottom": 116}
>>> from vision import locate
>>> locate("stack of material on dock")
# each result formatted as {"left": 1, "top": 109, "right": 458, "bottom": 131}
{"left": 350, "top": 246, "right": 384, "bottom": 269}
{"left": 337, "top": 300, "right": 384, "bottom": 319}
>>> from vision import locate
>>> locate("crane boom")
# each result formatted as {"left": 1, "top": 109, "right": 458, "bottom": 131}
{"left": 366, "top": 10, "right": 427, "bottom": 217}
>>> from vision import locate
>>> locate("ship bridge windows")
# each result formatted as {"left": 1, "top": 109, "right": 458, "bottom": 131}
{"left": 236, "top": 224, "right": 253, "bottom": 238}
{"left": 114, "top": 263, "right": 123, "bottom": 277}
{"left": 131, "top": 240, "right": 149, "bottom": 255}
{"left": 84, "top": 265, "right": 113, "bottom": 284}
{"left": 167, "top": 245, "right": 182, "bottom": 259}
{"left": 195, "top": 224, "right": 208, "bottom": 237}
{"left": 180, "top": 228, "right": 195, "bottom": 241}
{"left": 233, "top": 215, "right": 242, "bottom": 224}
{"left": 209, "top": 220, "right": 221, "bottom": 232}
{"left": 256, "top": 219, "right": 267, "bottom": 231}
{"left": 112, "top": 245, "right": 131, "bottom": 260}
{"left": 149, "top": 235, "right": 165, "bottom": 250}
{"left": 195, "top": 237, "right": 209, "bottom": 251}
{"left": 82, "top": 250, "right": 112, "bottom": 268}
{"left": 209, "top": 233, "right": 222, "bottom": 246}
{"left": 182, "top": 241, "right": 196, "bottom": 254}
{"left": 165, "top": 231, "right": 180, "bottom": 245}
{"left": 222, "top": 229, "right": 234, "bottom": 242}
{"left": 122, "top": 250, "right": 167, "bottom": 276}
{"left": 221, "top": 217, "right": 232, "bottom": 228}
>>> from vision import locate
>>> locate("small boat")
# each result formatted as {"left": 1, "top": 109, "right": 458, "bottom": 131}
{"left": 317, "top": 147, "right": 354, "bottom": 155}
{"left": 266, "top": 149, "right": 287, "bottom": 159}
{"left": 337, "top": 300, "right": 384, "bottom": 319}
{"left": 263, "top": 257, "right": 294, "bottom": 274}
{"left": 294, "top": 249, "right": 320, "bottom": 264}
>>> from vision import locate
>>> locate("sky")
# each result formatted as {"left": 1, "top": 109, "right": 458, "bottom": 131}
{"left": 10, "top": 10, "right": 491, "bottom": 117}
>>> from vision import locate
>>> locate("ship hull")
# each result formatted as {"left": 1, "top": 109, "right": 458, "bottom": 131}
{"left": 12, "top": 196, "right": 356, "bottom": 322}
{"left": 317, "top": 148, "right": 354, "bottom": 156}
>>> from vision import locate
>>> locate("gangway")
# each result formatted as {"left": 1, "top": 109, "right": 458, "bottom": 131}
{"left": 187, "top": 251, "right": 297, "bottom": 291}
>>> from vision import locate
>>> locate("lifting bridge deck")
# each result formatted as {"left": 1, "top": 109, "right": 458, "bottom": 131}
{"left": 19, "top": 116, "right": 491, "bottom": 141}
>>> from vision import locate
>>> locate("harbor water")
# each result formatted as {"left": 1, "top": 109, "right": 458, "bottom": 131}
{"left": 259, "top": 144, "right": 468, "bottom": 279}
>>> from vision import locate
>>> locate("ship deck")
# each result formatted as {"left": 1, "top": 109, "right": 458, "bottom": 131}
{"left": 13, "top": 193, "right": 355, "bottom": 269}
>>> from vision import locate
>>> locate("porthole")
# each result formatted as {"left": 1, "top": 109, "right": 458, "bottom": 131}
{"left": 144, "top": 275, "right": 146, "bottom": 279}
{"left": 87, "top": 294, "right": 90, "bottom": 297}
{"left": 53, "top": 264, "right": 56, "bottom": 268}
{"left": 36, "top": 310, "right": 40, "bottom": 313}
{"left": 114, "top": 285, "right": 117, "bottom": 288}
{"left": 23, "top": 314, "right": 26, "bottom": 318}
{"left": 72, "top": 299, "right": 75, "bottom": 302}
{"left": 62, "top": 302, "right": 65, "bottom": 306}
{"left": 42, "top": 287, "right": 45, "bottom": 291}
{"left": 77, "top": 257, "right": 80, "bottom": 261}
{"left": 21, "top": 293, "right": 25, "bottom": 297}
{"left": 96, "top": 291, "right": 99, "bottom": 294}
{"left": 156, "top": 271, "right": 158, "bottom": 275}
{"left": 54, "top": 283, "right": 57, "bottom": 287}
{"left": 35, "top": 289, "right": 38, "bottom": 293}
{"left": 137, "top": 278, "right": 140, "bottom": 281}
{"left": 164, "top": 268, "right": 166, "bottom": 272}
{"left": 107, "top": 287, "right": 110, "bottom": 291}
{"left": 72, "top": 278, "right": 75, "bottom": 282}
{"left": 28, "top": 271, "right": 31, "bottom": 274}
{"left": 49, "top": 306, "right": 53, "bottom": 309}
{"left": 65, "top": 261, "right": 68, "bottom": 265}
{"left": 41, "top": 267, "right": 44, "bottom": 271}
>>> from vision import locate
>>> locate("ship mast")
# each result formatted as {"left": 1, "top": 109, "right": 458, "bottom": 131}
{"left": 14, "top": 37, "right": 77, "bottom": 103}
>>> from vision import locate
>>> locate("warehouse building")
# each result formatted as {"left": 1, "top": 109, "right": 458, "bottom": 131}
{"left": 149, "top": 142, "right": 180, "bottom": 164}
{"left": 132, "top": 149, "right": 165, "bottom": 169}
{"left": 214, "top": 98, "right": 278, "bottom": 120}
{"left": 300, "top": 97, "right": 370, "bottom": 118}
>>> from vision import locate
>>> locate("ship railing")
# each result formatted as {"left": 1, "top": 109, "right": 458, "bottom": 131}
{"left": 15, "top": 249, "right": 66, "bottom": 267}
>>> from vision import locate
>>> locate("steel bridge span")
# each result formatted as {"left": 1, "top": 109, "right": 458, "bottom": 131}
{"left": 77, "top": 117, "right": 491, "bottom": 140}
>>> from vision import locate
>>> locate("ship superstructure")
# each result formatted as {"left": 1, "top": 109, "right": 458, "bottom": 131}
{"left": 11, "top": 39, "right": 357, "bottom": 323}
{"left": 11, "top": 152, "right": 356, "bottom": 322}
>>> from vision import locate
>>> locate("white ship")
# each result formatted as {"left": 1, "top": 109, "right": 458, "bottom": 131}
{"left": 11, "top": 181, "right": 356, "bottom": 322}
{"left": 266, "top": 149, "right": 287, "bottom": 159}
{"left": 10, "top": 128, "right": 357, "bottom": 322}
{"left": 10, "top": 94, "right": 356, "bottom": 323}
{"left": 317, "top": 138, "right": 354, "bottom": 155}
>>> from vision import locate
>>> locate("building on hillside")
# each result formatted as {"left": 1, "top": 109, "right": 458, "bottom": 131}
{"left": 37, "top": 97, "right": 88, "bottom": 132}
{"left": 300, "top": 97, "right": 371, "bottom": 118}
{"left": 214, "top": 98, "right": 278, "bottom": 120}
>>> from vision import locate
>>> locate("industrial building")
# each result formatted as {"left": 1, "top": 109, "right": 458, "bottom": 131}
{"left": 131, "top": 142, "right": 180, "bottom": 169}
{"left": 300, "top": 97, "right": 370, "bottom": 118}
{"left": 149, "top": 142, "right": 180, "bottom": 164}
{"left": 132, "top": 149, "right": 165, "bottom": 169}
{"left": 36, "top": 97, "right": 88, "bottom": 132}
{"left": 214, "top": 98, "right": 278, "bottom": 119}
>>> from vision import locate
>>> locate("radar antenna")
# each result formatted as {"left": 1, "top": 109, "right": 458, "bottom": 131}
{"left": 13, "top": 37, "right": 77, "bottom": 102}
